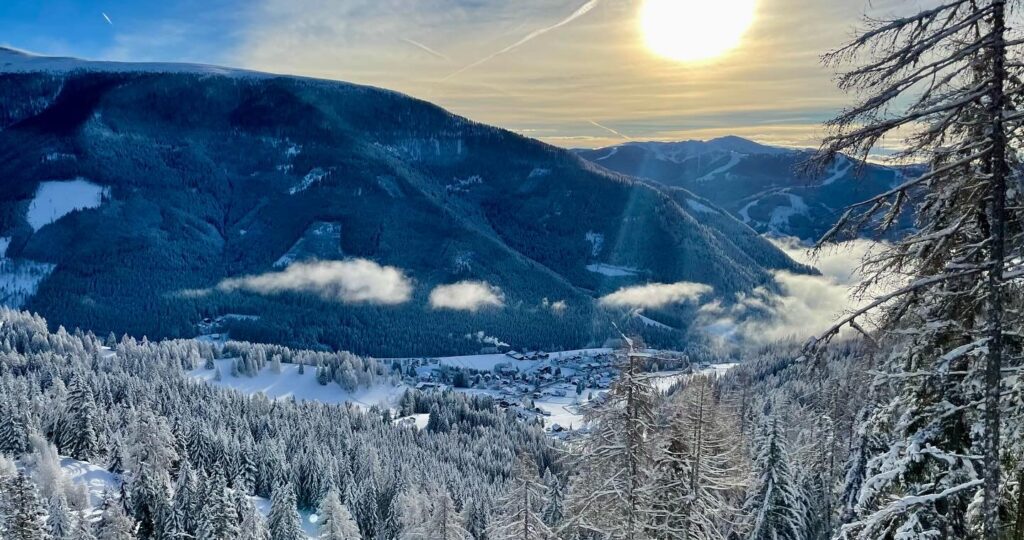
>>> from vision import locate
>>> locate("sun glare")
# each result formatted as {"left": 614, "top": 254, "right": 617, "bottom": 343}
{"left": 640, "top": 0, "right": 757, "bottom": 63}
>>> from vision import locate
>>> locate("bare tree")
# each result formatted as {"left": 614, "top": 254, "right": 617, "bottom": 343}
{"left": 807, "top": 1, "right": 1024, "bottom": 537}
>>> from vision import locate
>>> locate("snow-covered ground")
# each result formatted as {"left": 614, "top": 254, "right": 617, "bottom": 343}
{"left": 586, "top": 263, "right": 639, "bottom": 277}
{"left": 27, "top": 178, "right": 108, "bottom": 231}
{"left": 0, "top": 46, "right": 269, "bottom": 78}
{"left": 0, "top": 257, "right": 55, "bottom": 307}
{"left": 188, "top": 359, "right": 408, "bottom": 408}
{"left": 55, "top": 456, "right": 319, "bottom": 538}
{"left": 685, "top": 198, "right": 720, "bottom": 214}
{"left": 392, "top": 348, "right": 614, "bottom": 373}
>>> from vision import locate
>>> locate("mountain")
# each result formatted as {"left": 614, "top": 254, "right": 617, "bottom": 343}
{"left": 0, "top": 48, "right": 811, "bottom": 356}
{"left": 574, "top": 136, "right": 916, "bottom": 241}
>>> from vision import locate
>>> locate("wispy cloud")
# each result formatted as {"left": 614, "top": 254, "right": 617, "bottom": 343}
{"left": 216, "top": 259, "right": 413, "bottom": 305}
{"left": 442, "top": 0, "right": 600, "bottom": 81}
{"left": 101, "top": 12, "right": 113, "bottom": 25}
{"left": 599, "top": 282, "right": 712, "bottom": 309}
{"left": 400, "top": 37, "right": 451, "bottom": 62}
{"left": 429, "top": 281, "right": 505, "bottom": 311}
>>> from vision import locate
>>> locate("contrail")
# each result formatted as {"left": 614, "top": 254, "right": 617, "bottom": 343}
{"left": 101, "top": 12, "right": 113, "bottom": 25}
{"left": 442, "top": 0, "right": 600, "bottom": 81}
{"left": 589, "top": 120, "right": 633, "bottom": 141}
{"left": 400, "top": 38, "right": 451, "bottom": 62}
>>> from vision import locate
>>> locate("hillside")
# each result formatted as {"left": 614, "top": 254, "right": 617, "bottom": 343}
{"left": 575, "top": 136, "right": 917, "bottom": 241}
{"left": 0, "top": 48, "right": 810, "bottom": 355}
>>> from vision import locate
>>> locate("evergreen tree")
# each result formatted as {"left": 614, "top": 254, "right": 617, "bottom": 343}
{"left": 6, "top": 471, "right": 47, "bottom": 540}
{"left": 63, "top": 376, "right": 99, "bottom": 460}
{"left": 196, "top": 471, "right": 240, "bottom": 540}
{"left": 234, "top": 491, "right": 271, "bottom": 540}
{"left": 742, "top": 419, "right": 805, "bottom": 540}
{"left": 268, "top": 483, "right": 303, "bottom": 540}
{"left": 95, "top": 492, "right": 136, "bottom": 540}
{"left": 48, "top": 493, "right": 75, "bottom": 540}
{"left": 317, "top": 488, "right": 361, "bottom": 540}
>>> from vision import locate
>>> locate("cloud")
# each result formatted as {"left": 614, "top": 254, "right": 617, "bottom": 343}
{"left": 429, "top": 281, "right": 505, "bottom": 311}
{"left": 465, "top": 330, "right": 509, "bottom": 348}
{"left": 216, "top": 259, "right": 413, "bottom": 304}
{"left": 101, "top": 13, "right": 113, "bottom": 25}
{"left": 599, "top": 282, "right": 712, "bottom": 309}
{"left": 543, "top": 297, "right": 568, "bottom": 314}
{"left": 698, "top": 236, "right": 891, "bottom": 343}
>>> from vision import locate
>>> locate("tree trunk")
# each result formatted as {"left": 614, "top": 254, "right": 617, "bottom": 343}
{"left": 1014, "top": 467, "right": 1024, "bottom": 540}
{"left": 983, "top": 1, "right": 1008, "bottom": 538}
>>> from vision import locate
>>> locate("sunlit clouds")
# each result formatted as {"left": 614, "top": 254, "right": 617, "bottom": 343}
{"left": 229, "top": 0, "right": 891, "bottom": 149}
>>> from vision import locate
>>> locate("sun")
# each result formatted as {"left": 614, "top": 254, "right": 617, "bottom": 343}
{"left": 640, "top": 0, "right": 757, "bottom": 63}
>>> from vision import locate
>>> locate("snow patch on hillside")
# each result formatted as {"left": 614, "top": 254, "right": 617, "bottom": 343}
{"left": 584, "top": 231, "right": 605, "bottom": 256}
{"left": 0, "top": 258, "right": 56, "bottom": 307}
{"left": 586, "top": 263, "right": 639, "bottom": 277}
{"left": 61, "top": 457, "right": 119, "bottom": 511}
{"left": 290, "top": 168, "right": 328, "bottom": 194}
{"left": 768, "top": 194, "right": 808, "bottom": 231}
{"left": 190, "top": 359, "right": 407, "bottom": 408}
{"left": 695, "top": 151, "right": 742, "bottom": 182}
{"left": 685, "top": 199, "right": 719, "bottom": 214}
{"left": 27, "top": 178, "right": 108, "bottom": 231}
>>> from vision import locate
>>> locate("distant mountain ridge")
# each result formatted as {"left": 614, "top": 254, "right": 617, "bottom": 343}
{"left": 0, "top": 48, "right": 812, "bottom": 356}
{"left": 575, "top": 136, "right": 916, "bottom": 241}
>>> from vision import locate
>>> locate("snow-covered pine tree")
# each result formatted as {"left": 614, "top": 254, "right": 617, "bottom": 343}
{"left": 809, "top": 1, "right": 1024, "bottom": 536}
{"left": 268, "top": 483, "right": 303, "bottom": 540}
{"left": 566, "top": 340, "right": 656, "bottom": 539}
{"left": 647, "top": 376, "right": 745, "bottom": 540}
{"left": 233, "top": 491, "right": 271, "bottom": 540}
{"left": 540, "top": 470, "right": 564, "bottom": 529}
{"left": 62, "top": 375, "right": 99, "bottom": 460}
{"left": 197, "top": 470, "right": 241, "bottom": 540}
{"left": 742, "top": 418, "right": 805, "bottom": 540}
{"left": 317, "top": 487, "right": 361, "bottom": 540}
{"left": 424, "top": 488, "right": 469, "bottom": 540}
{"left": 47, "top": 493, "right": 75, "bottom": 540}
{"left": 491, "top": 455, "right": 551, "bottom": 540}
{"left": 5, "top": 471, "right": 48, "bottom": 540}
{"left": 96, "top": 491, "right": 136, "bottom": 540}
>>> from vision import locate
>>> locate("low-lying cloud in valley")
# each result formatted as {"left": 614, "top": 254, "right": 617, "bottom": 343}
{"left": 599, "top": 281, "right": 712, "bottom": 309}
{"left": 700, "top": 236, "right": 888, "bottom": 343}
{"left": 216, "top": 259, "right": 413, "bottom": 305}
{"left": 429, "top": 281, "right": 505, "bottom": 311}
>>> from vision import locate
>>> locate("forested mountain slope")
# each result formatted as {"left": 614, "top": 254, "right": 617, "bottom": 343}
{"left": 0, "top": 48, "right": 810, "bottom": 356}
{"left": 575, "top": 136, "right": 917, "bottom": 241}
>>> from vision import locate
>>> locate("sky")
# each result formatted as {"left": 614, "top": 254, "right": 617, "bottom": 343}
{"left": 0, "top": 0, "right": 912, "bottom": 149}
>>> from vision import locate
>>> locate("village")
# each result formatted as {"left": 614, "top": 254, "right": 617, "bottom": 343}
{"left": 397, "top": 347, "right": 706, "bottom": 436}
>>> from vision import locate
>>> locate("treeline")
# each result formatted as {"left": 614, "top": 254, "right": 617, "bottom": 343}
{"left": 0, "top": 308, "right": 563, "bottom": 540}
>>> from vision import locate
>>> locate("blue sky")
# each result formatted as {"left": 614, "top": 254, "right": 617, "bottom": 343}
{"left": 0, "top": 0, "right": 908, "bottom": 148}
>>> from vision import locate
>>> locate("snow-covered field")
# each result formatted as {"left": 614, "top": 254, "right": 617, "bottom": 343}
{"left": 27, "top": 178, "right": 108, "bottom": 231}
{"left": 188, "top": 359, "right": 408, "bottom": 408}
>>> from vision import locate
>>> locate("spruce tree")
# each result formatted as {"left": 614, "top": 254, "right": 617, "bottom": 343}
{"left": 6, "top": 472, "right": 47, "bottom": 540}
{"left": 95, "top": 491, "right": 136, "bottom": 540}
{"left": 742, "top": 419, "right": 805, "bottom": 540}
{"left": 317, "top": 488, "right": 361, "bottom": 540}
{"left": 268, "top": 483, "right": 303, "bottom": 540}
